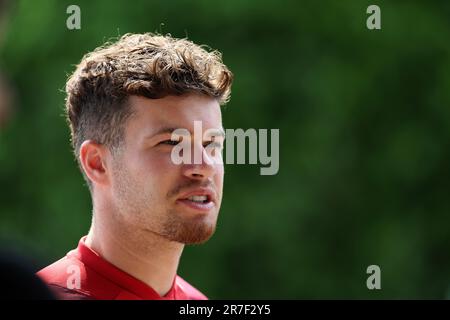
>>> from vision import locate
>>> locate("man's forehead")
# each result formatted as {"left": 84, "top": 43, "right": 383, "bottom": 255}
{"left": 129, "top": 95, "right": 222, "bottom": 124}
{"left": 129, "top": 94, "right": 221, "bottom": 114}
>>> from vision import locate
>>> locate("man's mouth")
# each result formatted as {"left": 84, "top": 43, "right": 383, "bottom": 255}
{"left": 186, "top": 195, "right": 210, "bottom": 204}
{"left": 176, "top": 189, "right": 216, "bottom": 213}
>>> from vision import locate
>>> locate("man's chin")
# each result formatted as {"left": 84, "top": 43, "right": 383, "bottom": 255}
{"left": 162, "top": 221, "right": 217, "bottom": 245}
{"left": 182, "top": 232, "right": 216, "bottom": 245}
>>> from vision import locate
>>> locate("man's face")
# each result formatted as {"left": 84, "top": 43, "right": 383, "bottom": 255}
{"left": 108, "top": 94, "right": 224, "bottom": 244}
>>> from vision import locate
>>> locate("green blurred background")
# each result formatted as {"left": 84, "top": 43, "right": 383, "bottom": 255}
{"left": 1, "top": 0, "right": 450, "bottom": 299}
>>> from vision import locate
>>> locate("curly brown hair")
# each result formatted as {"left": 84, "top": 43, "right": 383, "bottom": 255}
{"left": 65, "top": 33, "right": 233, "bottom": 170}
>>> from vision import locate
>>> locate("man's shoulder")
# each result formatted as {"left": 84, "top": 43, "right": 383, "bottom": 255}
{"left": 37, "top": 253, "right": 92, "bottom": 299}
{"left": 37, "top": 247, "right": 209, "bottom": 300}
{"left": 176, "top": 275, "right": 208, "bottom": 300}
{"left": 37, "top": 257, "right": 72, "bottom": 284}
{"left": 37, "top": 253, "right": 81, "bottom": 285}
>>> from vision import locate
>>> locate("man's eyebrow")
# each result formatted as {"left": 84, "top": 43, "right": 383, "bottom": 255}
{"left": 151, "top": 127, "right": 182, "bottom": 137}
{"left": 146, "top": 126, "right": 225, "bottom": 138}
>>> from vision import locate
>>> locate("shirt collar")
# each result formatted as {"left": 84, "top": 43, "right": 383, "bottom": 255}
{"left": 70, "top": 236, "right": 178, "bottom": 300}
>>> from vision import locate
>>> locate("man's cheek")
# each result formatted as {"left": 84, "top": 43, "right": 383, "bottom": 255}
{"left": 216, "top": 165, "right": 224, "bottom": 182}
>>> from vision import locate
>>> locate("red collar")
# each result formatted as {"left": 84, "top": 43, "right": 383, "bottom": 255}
{"left": 69, "top": 236, "right": 178, "bottom": 300}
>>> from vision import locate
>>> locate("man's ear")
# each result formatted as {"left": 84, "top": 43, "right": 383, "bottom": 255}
{"left": 79, "top": 140, "right": 110, "bottom": 187}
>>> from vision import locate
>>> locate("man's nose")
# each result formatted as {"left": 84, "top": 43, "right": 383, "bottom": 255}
{"left": 182, "top": 142, "right": 216, "bottom": 180}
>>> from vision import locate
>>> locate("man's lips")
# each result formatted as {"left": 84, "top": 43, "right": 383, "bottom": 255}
{"left": 177, "top": 188, "right": 216, "bottom": 202}
{"left": 176, "top": 188, "right": 216, "bottom": 213}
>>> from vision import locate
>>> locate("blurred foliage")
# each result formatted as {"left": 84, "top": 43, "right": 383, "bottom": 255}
{"left": 1, "top": 0, "right": 450, "bottom": 299}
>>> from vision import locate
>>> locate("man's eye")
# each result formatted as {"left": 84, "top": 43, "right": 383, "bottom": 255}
{"left": 160, "top": 139, "right": 180, "bottom": 146}
{"left": 204, "top": 141, "right": 223, "bottom": 149}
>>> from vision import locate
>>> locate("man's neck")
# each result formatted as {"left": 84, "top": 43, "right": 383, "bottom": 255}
{"left": 85, "top": 218, "right": 184, "bottom": 297}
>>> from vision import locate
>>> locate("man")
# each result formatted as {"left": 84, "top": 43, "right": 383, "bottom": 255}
{"left": 37, "top": 33, "right": 233, "bottom": 300}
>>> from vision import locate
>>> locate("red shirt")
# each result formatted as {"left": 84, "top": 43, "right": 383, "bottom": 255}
{"left": 37, "top": 236, "right": 208, "bottom": 300}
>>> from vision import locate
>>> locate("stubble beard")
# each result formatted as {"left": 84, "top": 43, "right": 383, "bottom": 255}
{"left": 113, "top": 160, "right": 220, "bottom": 245}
